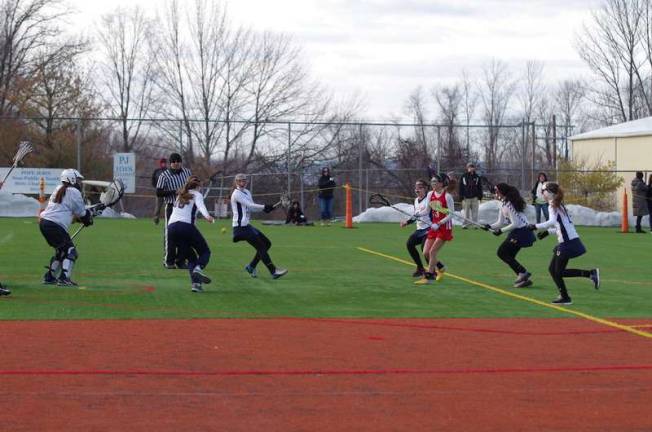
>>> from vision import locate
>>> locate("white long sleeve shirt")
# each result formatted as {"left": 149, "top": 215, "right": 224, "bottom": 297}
{"left": 535, "top": 204, "right": 580, "bottom": 244}
{"left": 168, "top": 190, "right": 211, "bottom": 225}
{"left": 231, "top": 187, "right": 264, "bottom": 227}
{"left": 413, "top": 191, "right": 432, "bottom": 230}
{"left": 40, "top": 185, "right": 87, "bottom": 231}
{"left": 490, "top": 201, "right": 529, "bottom": 233}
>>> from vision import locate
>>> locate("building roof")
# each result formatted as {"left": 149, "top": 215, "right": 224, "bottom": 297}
{"left": 569, "top": 116, "right": 652, "bottom": 141}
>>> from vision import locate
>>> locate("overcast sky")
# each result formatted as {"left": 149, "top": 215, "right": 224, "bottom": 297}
{"left": 67, "top": 0, "right": 601, "bottom": 121}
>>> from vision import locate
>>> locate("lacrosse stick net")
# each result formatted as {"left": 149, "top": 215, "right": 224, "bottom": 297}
{"left": 1, "top": 141, "right": 34, "bottom": 186}
{"left": 71, "top": 179, "right": 125, "bottom": 240}
{"left": 368, "top": 193, "right": 430, "bottom": 221}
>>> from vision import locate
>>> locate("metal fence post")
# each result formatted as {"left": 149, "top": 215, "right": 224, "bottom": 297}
{"left": 436, "top": 126, "right": 441, "bottom": 173}
{"left": 520, "top": 120, "right": 525, "bottom": 190}
{"left": 76, "top": 119, "right": 82, "bottom": 172}
{"left": 287, "top": 122, "right": 292, "bottom": 196}
{"left": 358, "top": 123, "right": 363, "bottom": 215}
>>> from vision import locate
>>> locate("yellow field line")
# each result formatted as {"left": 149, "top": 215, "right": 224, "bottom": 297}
{"left": 356, "top": 246, "right": 652, "bottom": 340}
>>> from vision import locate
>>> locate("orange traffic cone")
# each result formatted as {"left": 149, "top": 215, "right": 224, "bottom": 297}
{"left": 621, "top": 189, "right": 629, "bottom": 233}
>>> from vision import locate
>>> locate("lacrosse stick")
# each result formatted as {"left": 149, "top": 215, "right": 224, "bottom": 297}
{"left": 71, "top": 179, "right": 125, "bottom": 240}
{"left": 273, "top": 191, "right": 292, "bottom": 209}
{"left": 1, "top": 141, "right": 33, "bottom": 187}
{"left": 428, "top": 200, "right": 487, "bottom": 229}
{"left": 368, "top": 193, "right": 430, "bottom": 222}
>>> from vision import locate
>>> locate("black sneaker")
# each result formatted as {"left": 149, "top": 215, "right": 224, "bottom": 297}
{"left": 191, "top": 283, "right": 204, "bottom": 293}
{"left": 551, "top": 296, "right": 572, "bottom": 305}
{"left": 514, "top": 279, "right": 533, "bottom": 288}
{"left": 42, "top": 271, "right": 58, "bottom": 285}
{"left": 0, "top": 284, "right": 10, "bottom": 296}
{"left": 57, "top": 277, "right": 78, "bottom": 287}
{"left": 245, "top": 265, "right": 257, "bottom": 278}
{"left": 272, "top": 268, "right": 288, "bottom": 280}
{"left": 590, "top": 268, "right": 600, "bottom": 290}
{"left": 412, "top": 268, "right": 425, "bottom": 277}
{"left": 192, "top": 268, "right": 212, "bottom": 284}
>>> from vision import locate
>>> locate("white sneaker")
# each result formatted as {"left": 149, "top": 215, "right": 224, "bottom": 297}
{"left": 272, "top": 268, "right": 288, "bottom": 279}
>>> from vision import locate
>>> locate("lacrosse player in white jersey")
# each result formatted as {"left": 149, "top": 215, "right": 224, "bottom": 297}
{"left": 231, "top": 173, "right": 287, "bottom": 279}
{"left": 483, "top": 183, "right": 536, "bottom": 288}
{"left": 39, "top": 169, "right": 94, "bottom": 286}
{"left": 400, "top": 179, "right": 432, "bottom": 277}
{"left": 167, "top": 176, "right": 215, "bottom": 293}
{"left": 529, "top": 182, "right": 600, "bottom": 305}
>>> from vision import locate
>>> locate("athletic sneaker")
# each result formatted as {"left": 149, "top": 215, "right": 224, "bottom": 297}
{"left": 163, "top": 263, "right": 177, "bottom": 270}
{"left": 245, "top": 265, "right": 257, "bottom": 278}
{"left": 412, "top": 268, "right": 425, "bottom": 277}
{"left": 514, "top": 279, "right": 533, "bottom": 288}
{"left": 191, "top": 283, "right": 204, "bottom": 293}
{"left": 192, "top": 268, "right": 212, "bottom": 284}
{"left": 551, "top": 296, "right": 572, "bottom": 305}
{"left": 590, "top": 268, "right": 600, "bottom": 290}
{"left": 513, "top": 272, "right": 531, "bottom": 286}
{"left": 0, "top": 284, "right": 10, "bottom": 296}
{"left": 272, "top": 268, "right": 288, "bottom": 280}
{"left": 57, "top": 277, "right": 78, "bottom": 287}
{"left": 414, "top": 273, "right": 435, "bottom": 285}
{"left": 42, "top": 271, "right": 58, "bottom": 285}
{"left": 435, "top": 267, "right": 447, "bottom": 282}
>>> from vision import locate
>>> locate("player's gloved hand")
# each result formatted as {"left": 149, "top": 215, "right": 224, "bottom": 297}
{"left": 263, "top": 204, "right": 275, "bottom": 213}
{"left": 537, "top": 231, "right": 549, "bottom": 240}
{"left": 527, "top": 224, "right": 537, "bottom": 231}
{"left": 492, "top": 228, "right": 502, "bottom": 236}
{"left": 80, "top": 210, "right": 93, "bottom": 227}
{"left": 481, "top": 224, "right": 491, "bottom": 231}
{"left": 430, "top": 222, "right": 440, "bottom": 231}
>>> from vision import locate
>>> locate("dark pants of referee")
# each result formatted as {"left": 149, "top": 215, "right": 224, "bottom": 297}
{"left": 168, "top": 222, "right": 211, "bottom": 279}
{"left": 233, "top": 226, "right": 276, "bottom": 274}
{"left": 164, "top": 203, "right": 186, "bottom": 267}
{"left": 406, "top": 228, "right": 428, "bottom": 270}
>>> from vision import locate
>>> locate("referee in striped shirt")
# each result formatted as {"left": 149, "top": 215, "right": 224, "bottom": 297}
{"left": 156, "top": 152, "right": 192, "bottom": 269}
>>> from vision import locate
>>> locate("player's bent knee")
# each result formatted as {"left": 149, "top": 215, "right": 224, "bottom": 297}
{"left": 66, "top": 247, "right": 78, "bottom": 261}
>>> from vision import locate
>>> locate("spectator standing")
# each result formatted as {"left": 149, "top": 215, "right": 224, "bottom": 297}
{"left": 458, "top": 162, "right": 483, "bottom": 229}
{"left": 531, "top": 172, "right": 549, "bottom": 223}
{"left": 631, "top": 171, "right": 649, "bottom": 233}
{"left": 156, "top": 153, "right": 192, "bottom": 268}
{"left": 318, "top": 167, "right": 336, "bottom": 225}
{"left": 151, "top": 158, "right": 168, "bottom": 225}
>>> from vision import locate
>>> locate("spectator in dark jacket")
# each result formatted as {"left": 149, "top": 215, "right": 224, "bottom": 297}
{"left": 318, "top": 167, "right": 336, "bottom": 225}
{"left": 631, "top": 171, "right": 649, "bottom": 233}
{"left": 647, "top": 174, "right": 652, "bottom": 233}
{"left": 285, "top": 200, "right": 311, "bottom": 225}
{"left": 151, "top": 158, "right": 167, "bottom": 225}
{"left": 531, "top": 172, "right": 549, "bottom": 223}
{"left": 458, "top": 162, "right": 483, "bottom": 229}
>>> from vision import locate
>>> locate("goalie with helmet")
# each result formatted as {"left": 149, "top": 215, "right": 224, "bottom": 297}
{"left": 39, "top": 169, "right": 94, "bottom": 286}
{"left": 414, "top": 173, "right": 455, "bottom": 285}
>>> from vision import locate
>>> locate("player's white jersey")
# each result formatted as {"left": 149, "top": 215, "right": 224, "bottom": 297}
{"left": 40, "top": 185, "right": 86, "bottom": 231}
{"left": 535, "top": 204, "right": 580, "bottom": 244}
{"left": 231, "top": 187, "right": 264, "bottom": 227}
{"left": 490, "top": 201, "right": 529, "bottom": 232}
{"left": 413, "top": 191, "right": 432, "bottom": 230}
{"left": 168, "top": 190, "right": 211, "bottom": 225}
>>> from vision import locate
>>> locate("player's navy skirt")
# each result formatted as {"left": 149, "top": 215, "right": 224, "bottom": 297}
{"left": 554, "top": 238, "right": 586, "bottom": 259}
{"left": 232, "top": 225, "right": 261, "bottom": 243}
{"left": 507, "top": 226, "right": 536, "bottom": 248}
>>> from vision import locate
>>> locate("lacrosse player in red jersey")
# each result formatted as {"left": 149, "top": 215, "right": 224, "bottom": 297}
{"left": 167, "top": 176, "right": 215, "bottom": 293}
{"left": 415, "top": 173, "right": 455, "bottom": 285}
{"left": 39, "top": 169, "right": 93, "bottom": 286}
{"left": 482, "top": 183, "right": 536, "bottom": 288}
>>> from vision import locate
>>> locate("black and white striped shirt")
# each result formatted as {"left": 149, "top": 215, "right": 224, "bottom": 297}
{"left": 156, "top": 167, "right": 192, "bottom": 204}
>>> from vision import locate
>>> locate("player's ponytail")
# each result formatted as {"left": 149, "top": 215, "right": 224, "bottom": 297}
{"left": 544, "top": 182, "right": 564, "bottom": 209}
{"left": 53, "top": 183, "right": 69, "bottom": 204}
{"left": 177, "top": 176, "right": 201, "bottom": 207}
{"left": 495, "top": 183, "right": 525, "bottom": 212}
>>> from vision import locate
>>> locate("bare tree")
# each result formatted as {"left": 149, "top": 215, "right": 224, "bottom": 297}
{"left": 554, "top": 79, "right": 587, "bottom": 159}
{"left": 479, "top": 59, "right": 516, "bottom": 169}
{"left": 97, "top": 6, "right": 156, "bottom": 152}
{"left": 460, "top": 70, "right": 477, "bottom": 156}
{"left": 433, "top": 84, "right": 464, "bottom": 169}
{"left": 576, "top": 0, "right": 646, "bottom": 122}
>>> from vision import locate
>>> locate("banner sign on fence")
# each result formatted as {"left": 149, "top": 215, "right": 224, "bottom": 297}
{"left": 113, "top": 153, "right": 136, "bottom": 194}
{"left": 0, "top": 168, "right": 62, "bottom": 194}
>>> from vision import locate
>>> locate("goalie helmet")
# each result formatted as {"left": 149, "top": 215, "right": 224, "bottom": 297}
{"left": 60, "top": 169, "right": 84, "bottom": 188}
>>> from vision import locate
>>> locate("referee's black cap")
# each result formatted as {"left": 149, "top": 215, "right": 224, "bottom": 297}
{"left": 169, "top": 153, "right": 182, "bottom": 163}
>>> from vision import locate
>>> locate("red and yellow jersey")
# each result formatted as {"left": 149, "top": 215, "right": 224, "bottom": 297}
{"left": 427, "top": 191, "right": 454, "bottom": 241}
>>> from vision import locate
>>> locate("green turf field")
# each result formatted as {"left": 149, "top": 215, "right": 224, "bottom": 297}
{"left": 0, "top": 217, "right": 650, "bottom": 320}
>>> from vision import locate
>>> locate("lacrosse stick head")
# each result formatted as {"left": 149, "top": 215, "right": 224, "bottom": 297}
{"left": 99, "top": 179, "right": 125, "bottom": 208}
{"left": 428, "top": 200, "right": 449, "bottom": 214}
{"left": 279, "top": 192, "right": 291, "bottom": 209}
{"left": 368, "top": 193, "right": 391, "bottom": 207}
{"left": 13, "top": 141, "right": 33, "bottom": 164}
